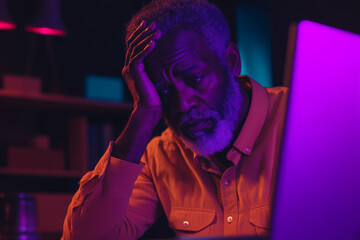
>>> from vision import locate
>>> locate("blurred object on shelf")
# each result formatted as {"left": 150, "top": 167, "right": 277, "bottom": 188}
{"left": 0, "top": 192, "right": 40, "bottom": 240}
{"left": 0, "top": 0, "right": 16, "bottom": 30}
{"left": 24, "top": 0, "right": 66, "bottom": 94}
{"left": 30, "top": 134, "right": 51, "bottom": 149}
{"left": 85, "top": 74, "right": 126, "bottom": 102}
{"left": 25, "top": 0, "right": 66, "bottom": 36}
{"left": 33, "top": 193, "right": 73, "bottom": 233}
{"left": 7, "top": 146, "right": 64, "bottom": 170}
{"left": 67, "top": 117, "right": 88, "bottom": 171}
{"left": 2, "top": 74, "right": 42, "bottom": 94}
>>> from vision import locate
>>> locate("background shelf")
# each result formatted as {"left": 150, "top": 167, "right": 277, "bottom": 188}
{"left": 0, "top": 90, "right": 132, "bottom": 114}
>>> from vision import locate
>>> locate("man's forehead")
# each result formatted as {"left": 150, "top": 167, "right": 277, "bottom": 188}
{"left": 173, "top": 60, "right": 199, "bottom": 70}
{"left": 145, "top": 28, "right": 211, "bottom": 71}
{"left": 153, "top": 28, "right": 202, "bottom": 55}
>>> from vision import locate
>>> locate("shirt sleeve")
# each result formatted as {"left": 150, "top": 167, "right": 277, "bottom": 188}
{"left": 61, "top": 141, "right": 162, "bottom": 240}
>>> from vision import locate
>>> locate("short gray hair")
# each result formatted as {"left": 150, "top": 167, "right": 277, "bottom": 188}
{"left": 125, "top": 0, "right": 231, "bottom": 59}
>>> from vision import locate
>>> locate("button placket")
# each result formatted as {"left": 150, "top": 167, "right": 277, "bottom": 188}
{"left": 221, "top": 167, "right": 238, "bottom": 234}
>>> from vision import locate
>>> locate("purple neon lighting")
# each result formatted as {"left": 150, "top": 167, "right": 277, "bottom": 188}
{"left": 271, "top": 20, "right": 360, "bottom": 240}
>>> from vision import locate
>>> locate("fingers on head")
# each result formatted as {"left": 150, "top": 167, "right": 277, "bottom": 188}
{"left": 126, "top": 21, "right": 153, "bottom": 64}
{"left": 127, "top": 21, "right": 156, "bottom": 50}
{"left": 130, "top": 40, "right": 155, "bottom": 68}
{"left": 130, "top": 31, "right": 159, "bottom": 57}
{"left": 126, "top": 27, "right": 161, "bottom": 65}
{"left": 126, "top": 20, "right": 147, "bottom": 46}
{"left": 125, "top": 41, "right": 154, "bottom": 76}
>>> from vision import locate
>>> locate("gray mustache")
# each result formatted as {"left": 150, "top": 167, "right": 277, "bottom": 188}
{"left": 180, "top": 109, "right": 221, "bottom": 126}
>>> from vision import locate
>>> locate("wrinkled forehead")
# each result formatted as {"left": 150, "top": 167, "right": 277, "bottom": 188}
{"left": 144, "top": 28, "right": 214, "bottom": 76}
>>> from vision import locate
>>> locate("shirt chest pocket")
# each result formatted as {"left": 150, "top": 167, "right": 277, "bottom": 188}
{"left": 249, "top": 204, "right": 271, "bottom": 235}
{"left": 168, "top": 208, "right": 216, "bottom": 234}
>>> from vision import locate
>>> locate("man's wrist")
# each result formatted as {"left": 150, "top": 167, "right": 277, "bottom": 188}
{"left": 110, "top": 106, "right": 162, "bottom": 163}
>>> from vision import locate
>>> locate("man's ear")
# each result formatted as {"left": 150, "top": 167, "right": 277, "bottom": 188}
{"left": 225, "top": 42, "right": 241, "bottom": 76}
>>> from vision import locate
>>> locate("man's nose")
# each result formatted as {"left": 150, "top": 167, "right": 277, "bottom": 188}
{"left": 173, "top": 87, "right": 197, "bottom": 113}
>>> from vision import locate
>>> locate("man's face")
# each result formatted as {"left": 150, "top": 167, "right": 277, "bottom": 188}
{"left": 145, "top": 28, "right": 242, "bottom": 156}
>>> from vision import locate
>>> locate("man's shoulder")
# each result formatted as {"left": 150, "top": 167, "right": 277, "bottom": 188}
{"left": 265, "top": 85, "right": 289, "bottom": 98}
{"left": 264, "top": 86, "right": 289, "bottom": 109}
{"left": 263, "top": 86, "right": 289, "bottom": 127}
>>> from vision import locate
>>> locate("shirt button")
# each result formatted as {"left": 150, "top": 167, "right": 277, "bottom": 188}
{"left": 183, "top": 220, "right": 189, "bottom": 227}
{"left": 227, "top": 216, "right": 233, "bottom": 223}
{"left": 224, "top": 179, "right": 230, "bottom": 186}
{"left": 245, "top": 147, "right": 251, "bottom": 153}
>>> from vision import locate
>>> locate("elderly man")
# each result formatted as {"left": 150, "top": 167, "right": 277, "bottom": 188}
{"left": 62, "top": 0, "right": 288, "bottom": 239}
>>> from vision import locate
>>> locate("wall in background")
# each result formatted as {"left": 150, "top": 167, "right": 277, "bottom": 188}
{"left": 0, "top": 0, "right": 358, "bottom": 236}
{"left": 0, "top": 0, "right": 358, "bottom": 95}
{"left": 236, "top": 4, "right": 273, "bottom": 87}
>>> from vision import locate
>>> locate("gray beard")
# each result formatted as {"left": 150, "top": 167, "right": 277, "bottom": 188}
{"left": 166, "top": 72, "right": 243, "bottom": 156}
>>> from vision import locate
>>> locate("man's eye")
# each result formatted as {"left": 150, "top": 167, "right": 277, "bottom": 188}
{"left": 155, "top": 80, "right": 169, "bottom": 97}
{"left": 159, "top": 89, "right": 169, "bottom": 96}
{"left": 187, "top": 76, "right": 202, "bottom": 87}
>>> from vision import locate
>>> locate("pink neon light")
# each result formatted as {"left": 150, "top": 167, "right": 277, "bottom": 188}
{"left": 0, "top": 20, "right": 16, "bottom": 30}
{"left": 25, "top": 26, "right": 66, "bottom": 36}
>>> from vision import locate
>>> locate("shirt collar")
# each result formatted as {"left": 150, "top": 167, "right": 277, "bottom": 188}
{"left": 227, "top": 76, "right": 268, "bottom": 161}
{"left": 191, "top": 76, "right": 268, "bottom": 167}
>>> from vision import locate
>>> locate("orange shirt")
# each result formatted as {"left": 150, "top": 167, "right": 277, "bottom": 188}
{"left": 62, "top": 77, "right": 288, "bottom": 239}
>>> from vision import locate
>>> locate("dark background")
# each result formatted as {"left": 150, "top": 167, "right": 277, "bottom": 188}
{"left": 0, "top": 1, "right": 358, "bottom": 237}
{"left": 0, "top": 0, "right": 359, "bottom": 96}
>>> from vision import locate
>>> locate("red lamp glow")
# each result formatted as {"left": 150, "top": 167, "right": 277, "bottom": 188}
{"left": 25, "top": 0, "right": 66, "bottom": 36}
{"left": 0, "top": 0, "right": 16, "bottom": 30}
{"left": 0, "top": 21, "right": 16, "bottom": 30}
{"left": 26, "top": 26, "right": 66, "bottom": 36}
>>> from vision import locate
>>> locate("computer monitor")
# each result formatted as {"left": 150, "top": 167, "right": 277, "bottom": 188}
{"left": 271, "top": 20, "right": 360, "bottom": 240}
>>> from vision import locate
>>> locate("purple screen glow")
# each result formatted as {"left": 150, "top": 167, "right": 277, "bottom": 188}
{"left": 271, "top": 20, "right": 360, "bottom": 240}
